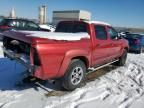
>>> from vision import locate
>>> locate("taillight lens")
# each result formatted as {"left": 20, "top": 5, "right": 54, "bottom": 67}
{"left": 134, "top": 39, "right": 140, "bottom": 44}
{"left": 0, "top": 26, "right": 10, "bottom": 29}
{"left": 33, "top": 48, "right": 41, "bottom": 66}
{"left": 0, "top": 26, "right": 10, "bottom": 31}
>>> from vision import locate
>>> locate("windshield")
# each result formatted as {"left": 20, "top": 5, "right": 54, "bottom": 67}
{"left": 55, "top": 22, "right": 88, "bottom": 33}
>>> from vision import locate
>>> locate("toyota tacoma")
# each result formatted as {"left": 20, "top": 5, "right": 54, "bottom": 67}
{"left": 2, "top": 20, "right": 129, "bottom": 90}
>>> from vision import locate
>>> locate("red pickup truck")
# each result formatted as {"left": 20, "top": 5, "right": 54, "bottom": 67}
{"left": 2, "top": 20, "right": 129, "bottom": 90}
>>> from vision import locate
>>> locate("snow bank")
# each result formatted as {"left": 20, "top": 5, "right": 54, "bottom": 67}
{"left": 18, "top": 31, "right": 90, "bottom": 41}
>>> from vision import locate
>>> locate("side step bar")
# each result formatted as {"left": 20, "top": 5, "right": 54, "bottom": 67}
{"left": 87, "top": 59, "right": 119, "bottom": 74}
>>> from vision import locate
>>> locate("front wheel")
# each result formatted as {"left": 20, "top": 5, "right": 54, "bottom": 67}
{"left": 117, "top": 49, "right": 127, "bottom": 66}
{"left": 62, "top": 59, "right": 86, "bottom": 91}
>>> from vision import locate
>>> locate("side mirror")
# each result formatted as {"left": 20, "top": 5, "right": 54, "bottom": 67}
{"left": 117, "top": 33, "right": 121, "bottom": 39}
{"left": 118, "top": 32, "right": 127, "bottom": 38}
{"left": 117, "top": 32, "right": 125, "bottom": 39}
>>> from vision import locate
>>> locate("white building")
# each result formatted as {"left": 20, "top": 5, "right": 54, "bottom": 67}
{"left": 9, "top": 8, "right": 16, "bottom": 18}
{"left": 39, "top": 6, "right": 47, "bottom": 24}
{"left": 53, "top": 10, "right": 91, "bottom": 25}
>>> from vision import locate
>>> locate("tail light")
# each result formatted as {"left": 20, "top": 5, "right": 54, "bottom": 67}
{"left": 33, "top": 48, "right": 41, "bottom": 66}
{"left": 134, "top": 39, "right": 140, "bottom": 44}
{"left": 0, "top": 26, "right": 10, "bottom": 31}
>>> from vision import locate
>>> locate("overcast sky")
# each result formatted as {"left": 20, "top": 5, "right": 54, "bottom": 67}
{"left": 0, "top": 0, "right": 144, "bottom": 28}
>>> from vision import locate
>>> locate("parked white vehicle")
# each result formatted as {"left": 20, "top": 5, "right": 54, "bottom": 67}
{"left": 39, "top": 24, "right": 55, "bottom": 32}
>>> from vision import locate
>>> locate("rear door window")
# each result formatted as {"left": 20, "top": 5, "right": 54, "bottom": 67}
{"left": 15, "top": 20, "right": 27, "bottom": 30}
{"left": 25, "top": 21, "right": 39, "bottom": 30}
{"left": 55, "top": 23, "right": 73, "bottom": 32}
{"left": 8, "top": 20, "right": 19, "bottom": 27}
{"left": 94, "top": 25, "right": 107, "bottom": 40}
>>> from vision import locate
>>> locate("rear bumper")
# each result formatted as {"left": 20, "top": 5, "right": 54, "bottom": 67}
{"left": 3, "top": 47, "right": 36, "bottom": 75}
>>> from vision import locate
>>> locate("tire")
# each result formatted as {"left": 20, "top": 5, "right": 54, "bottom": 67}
{"left": 62, "top": 59, "right": 86, "bottom": 91}
{"left": 137, "top": 47, "right": 143, "bottom": 54}
{"left": 117, "top": 49, "right": 127, "bottom": 66}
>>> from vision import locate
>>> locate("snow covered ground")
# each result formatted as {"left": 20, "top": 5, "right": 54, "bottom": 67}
{"left": 0, "top": 42, "right": 144, "bottom": 108}
{"left": 17, "top": 31, "right": 90, "bottom": 41}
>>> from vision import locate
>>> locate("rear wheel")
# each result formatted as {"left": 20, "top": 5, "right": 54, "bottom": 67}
{"left": 62, "top": 59, "right": 86, "bottom": 91}
{"left": 117, "top": 49, "right": 127, "bottom": 66}
{"left": 137, "top": 47, "right": 143, "bottom": 54}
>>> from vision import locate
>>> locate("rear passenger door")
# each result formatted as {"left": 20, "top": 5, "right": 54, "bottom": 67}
{"left": 25, "top": 21, "right": 40, "bottom": 31}
{"left": 92, "top": 25, "right": 112, "bottom": 66}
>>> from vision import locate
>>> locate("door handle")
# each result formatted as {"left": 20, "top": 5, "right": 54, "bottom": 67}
{"left": 110, "top": 43, "right": 114, "bottom": 46}
{"left": 96, "top": 44, "right": 101, "bottom": 47}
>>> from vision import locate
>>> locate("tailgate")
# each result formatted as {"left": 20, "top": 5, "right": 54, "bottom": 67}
{"left": 3, "top": 36, "right": 36, "bottom": 74}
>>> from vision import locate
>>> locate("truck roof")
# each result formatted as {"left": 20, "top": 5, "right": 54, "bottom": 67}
{"left": 84, "top": 21, "right": 111, "bottom": 26}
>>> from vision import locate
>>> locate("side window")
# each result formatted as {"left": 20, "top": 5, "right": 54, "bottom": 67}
{"left": 25, "top": 22, "right": 39, "bottom": 30}
{"left": 94, "top": 25, "right": 107, "bottom": 40}
{"left": 9, "top": 20, "right": 20, "bottom": 28}
{"left": 19, "top": 21, "right": 26, "bottom": 28}
{"left": 9, "top": 21, "right": 17, "bottom": 27}
{"left": 108, "top": 27, "right": 118, "bottom": 39}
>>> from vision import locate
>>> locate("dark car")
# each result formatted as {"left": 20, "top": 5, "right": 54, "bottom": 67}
{"left": 124, "top": 33, "right": 144, "bottom": 53}
{"left": 0, "top": 18, "right": 50, "bottom": 40}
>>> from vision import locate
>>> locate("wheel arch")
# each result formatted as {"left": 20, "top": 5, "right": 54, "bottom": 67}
{"left": 57, "top": 54, "right": 90, "bottom": 78}
{"left": 71, "top": 56, "right": 89, "bottom": 68}
{"left": 124, "top": 47, "right": 129, "bottom": 52}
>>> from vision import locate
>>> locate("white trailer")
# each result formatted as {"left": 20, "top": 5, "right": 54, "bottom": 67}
{"left": 53, "top": 10, "right": 91, "bottom": 25}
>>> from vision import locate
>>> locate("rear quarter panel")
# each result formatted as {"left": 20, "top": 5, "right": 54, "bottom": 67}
{"left": 33, "top": 39, "right": 91, "bottom": 80}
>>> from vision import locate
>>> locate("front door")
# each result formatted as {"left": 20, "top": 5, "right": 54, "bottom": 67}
{"left": 107, "top": 26, "right": 123, "bottom": 59}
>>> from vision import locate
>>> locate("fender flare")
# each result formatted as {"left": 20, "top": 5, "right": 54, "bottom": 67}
{"left": 57, "top": 49, "right": 90, "bottom": 77}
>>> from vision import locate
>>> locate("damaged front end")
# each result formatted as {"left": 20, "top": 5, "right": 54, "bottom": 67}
{"left": 3, "top": 37, "right": 39, "bottom": 77}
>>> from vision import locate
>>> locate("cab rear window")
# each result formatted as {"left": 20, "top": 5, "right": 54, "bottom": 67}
{"left": 55, "top": 22, "right": 88, "bottom": 33}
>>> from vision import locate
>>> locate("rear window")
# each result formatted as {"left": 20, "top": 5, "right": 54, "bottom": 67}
{"left": 55, "top": 22, "right": 88, "bottom": 33}
{"left": 0, "top": 19, "right": 6, "bottom": 25}
{"left": 0, "top": 19, "right": 10, "bottom": 26}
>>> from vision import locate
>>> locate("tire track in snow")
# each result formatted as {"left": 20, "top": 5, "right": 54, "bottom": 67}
{"left": 44, "top": 54, "right": 144, "bottom": 108}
